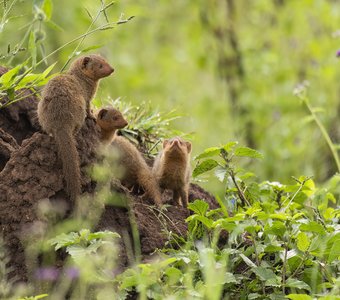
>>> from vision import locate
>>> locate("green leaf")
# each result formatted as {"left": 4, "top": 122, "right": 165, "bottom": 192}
{"left": 285, "top": 278, "right": 311, "bottom": 291}
{"left": 264, "top": 245, "right": 284, "bottom": 253}
{"left": 87, "top": 230, "right": 120, "bottom": 241}
{"left": 164, "top": 267, "right": 182, "bottom": 285}
{"left": 42, "top": 0, "right": 53, "bottom": 20}
{"left": 222, "top": 141, "right": 238, "bottom": 152}
{"left": 187, "top": 199, "right": 209, "bottom": 216}
{"left": 252, "top": 266, "right": 277, "bottom": 281}
{"left": 296, "top": 232, "right": 310, "bottom": 252}
{"left": 328, "top": 236, "right": 340, "bottom": 263}
{"left": 80, "top": 44, "right": 104, "bottom": 53}
{"left": 234, "top": 146, "right": 263, "bottom": 159}
{"left": 193, "top": 159, "right": 219, "bottom": 177}
{"left": 29, "top": 31, "right": 37, "bottom": 67}
{"left": 299, "top": 221, "right": 326, "bottom": 235}
{"left": 49, "top": 232, "right": 79, "bottom": 250}
{"left": 239, "top": 253, "right": 257, "bottom": 268}
{"left": 224, "top": 272, "right": 237, "bottom": 284}
{"left": 42, "top": 62, "right": 57, "bottom": 77}
{"left": 286, "top": 295, "right": 312, "bottom": 300}
{"left": 214, "top": 166, "right": 227, "bottom": 182}
{"left": 195, "top": 147, "right": 221, "bottom": 160}
{"left": 0, "top": 64, "right": 22, "bottom": 87}
{"left": 264, "top": 221, "right": 286, "bottom": 238}
{"left": 213, "top": 219, "right": 236, "bottom": 232}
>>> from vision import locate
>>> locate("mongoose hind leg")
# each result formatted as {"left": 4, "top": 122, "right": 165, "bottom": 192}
{"left": 179, "top": 188, "right": 189, "bottom": 208}
{"left": 173, "top": 189, "right": 183, "bottom": 207}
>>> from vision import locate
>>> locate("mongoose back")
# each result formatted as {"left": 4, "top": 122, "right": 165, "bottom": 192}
{"left": 37, "top": 54, "right": 114, "bottom": 204}
{"left": 152, "top": 137, "right": 192, "bottom": 208}
{"left": 96, "top": 108, "right": 162, "bottom": 206}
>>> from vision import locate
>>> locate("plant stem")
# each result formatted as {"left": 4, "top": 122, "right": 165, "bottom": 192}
{"left": 302, "top": 96, "right": 340, "bottom": 173}
{"left": 282, "top": 242, "right": 288, "bottom": 294}
{"left": 60, "top": 1, "right": 106, "bottom": 72}
{"left": 229, "top": 169, "right": 250, "bottom": 206}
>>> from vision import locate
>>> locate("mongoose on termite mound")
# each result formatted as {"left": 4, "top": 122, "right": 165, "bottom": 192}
{"left": 152, "top": 137, "right": 192, "bottom": 208}
{"left": 37, "top": 54, "right": 114, "bottom": 204}
{"left": 96, "top": 107, "right": 128, "bottom": 144}
{"left": 96, "top": 107, "right": 162, "bottom": 207}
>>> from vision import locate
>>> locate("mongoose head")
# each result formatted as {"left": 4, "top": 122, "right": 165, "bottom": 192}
{"left": 70, "top": 54, "right": 114, "bottom": 80}
{"left": 96, "top": 108, "right": 128, "bottom": 131}
{"left": 162, "top": 137, "right": 192, "bottom": 159}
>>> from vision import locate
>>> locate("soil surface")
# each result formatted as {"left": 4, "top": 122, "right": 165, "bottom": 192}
{"left": 0, "top": 67, "right": 217, "bottom": 283}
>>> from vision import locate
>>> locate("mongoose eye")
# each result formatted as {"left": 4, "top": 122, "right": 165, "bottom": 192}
{"left": 99, "top": 64, "right": 103, "bottom": 69}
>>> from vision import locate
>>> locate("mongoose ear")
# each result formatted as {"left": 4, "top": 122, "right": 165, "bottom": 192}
{"left": 82, "top": 56, "right": 91, "bottom": 69}
{"left": 186, "top": 141, "right": 192, "bottom": 153}
{"left": 98, "top": 108, "right": 108, "bottom": 120}
{"left": 163, "top": 139, "right": 169, "bottom": 148}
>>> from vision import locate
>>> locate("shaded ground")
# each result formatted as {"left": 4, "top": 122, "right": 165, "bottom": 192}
{"left": 0, "top": 67, "right": 217, "bottom": 283}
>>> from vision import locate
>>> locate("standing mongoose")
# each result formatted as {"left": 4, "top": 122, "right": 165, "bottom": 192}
{"left": 152, "top": 137, "right": 192, "bottom": 208}
{"left": 96, "top": 108, "right": 163, "bottom": 207}
{"left": 37, "top": 54, "right": 114, "bottom": 204}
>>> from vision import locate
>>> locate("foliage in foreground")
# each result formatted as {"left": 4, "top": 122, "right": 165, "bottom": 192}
{"left": 1, "top": 143, "right": 338, "bottom": 300}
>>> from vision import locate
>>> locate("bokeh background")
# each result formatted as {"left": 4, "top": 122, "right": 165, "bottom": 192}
{"left": 2, "top": 0, "right": 340, "bottom": 194}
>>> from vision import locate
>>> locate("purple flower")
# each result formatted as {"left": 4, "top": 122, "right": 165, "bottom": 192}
{"left": 65, "top": 266, "right": 80, "bottom": 279}
{"left": 336, "top": 50, "right": 340, "bottom": 57}
{"left": 35, "top": 267, "right": 60, "bottom": 281}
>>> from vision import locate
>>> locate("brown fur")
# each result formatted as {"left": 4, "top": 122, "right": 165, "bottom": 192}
{"left": 96, "top": 108, "right": 128, "bottom": 144}
{"left": 37, "top": 54, "right": 114, "bottom": 204}
{"left": 153, "top": 137, "right": 191, "bottom": 208}
{"left": 96, "top": 108, "right": 162, "bottom": 207}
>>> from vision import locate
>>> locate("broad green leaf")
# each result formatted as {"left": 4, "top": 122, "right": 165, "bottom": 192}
{"left": 194, "top": 147, "right": 221, "bottom": 160}
{"left": 164, "top": 267, "right": 182, "bottom": 285}
{"left": 224, "top": 272, "right": 237, "bottom": 283}
{"left": 193, "top": 159, "right": 219, "bottom": 177}
{"left": 214, "top": 166, "right": 227, "bottom": 182}
{"left": 234, "top": 146, "right": 263, "bottom": 159}
{"left": 187, "top": 199, "right": 209, "bottom": 216}
{"left": 42, "top": 0, "right": 53, "bottom": 20}
{"left": 286, "top": 295, "right": 312, "bottom": 300}
{"left": 158, "top": 257, "right": 178, "bottom": 268}
{"left": 239, "top": 253, "right": 257, "bottom": 268}
{"left": 252, "top": 266, "right": 277, "bottom": 281}
{"left": 0, "top": 64, "right": 22, "bottom": 87}
{"left": 299, "top": 221, "right": 326, "bottom": 235}
{"left": 87, "top": 230, "right": 120, "bottom": 241}
{"left": 222, "top": 141, "right": 238, "bottom": 152}
{"left": 328, "top": 236, "right": 340, "bottom": 263}
{"left": 264, "top": 221, "right": 286, "bottom": 238}
{"left": 296, "top": 232, "right": 310, "bottom": 252}
{"left": 49, "top": 232, "right": 79, "bottom": 250}
{"left": 213, "top": 219, "right": 236, "bottom": 232}
{"left": 285, "top": 278, "right": 311, "bottom": 291}
{"left": 29, "top": 31, "right": 37, "bottom": 67}
{"left": 191, "top": 215, "right": 213, "bottom": 228}
{"left": 264, "top": 245, "right": 284, "bottom": 253}
{"left": 119, "top": 269, "right": 138, "bottom": 289}
{"left": 269, "top": 213, "right": 290, "bottom": 220}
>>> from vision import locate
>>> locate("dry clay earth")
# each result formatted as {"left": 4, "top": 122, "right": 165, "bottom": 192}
{"left": 0, "top": 68, "right": 218, "bottom": 283}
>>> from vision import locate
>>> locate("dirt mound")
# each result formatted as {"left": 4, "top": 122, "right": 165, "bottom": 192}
{"left": 0, "top": 128, "right": 19, "bottom": 171}
{"left": 0, "top": 68, "right": 40, "bottom": 145}
{"left": 0, "top": 76, "right": 217, "bottom": 283}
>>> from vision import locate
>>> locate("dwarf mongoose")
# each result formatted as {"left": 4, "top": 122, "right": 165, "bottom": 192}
{"left": 37, "top": 55, "right": 114, "bottom": 203}
{"left": 153, "top": 137, "right": 192, "bottom": 208}
{"left": 96, "top": 107, "right": 128, "bottom": 144}
{"left": 96, "top": 108, "right": 162, "bottom": 207}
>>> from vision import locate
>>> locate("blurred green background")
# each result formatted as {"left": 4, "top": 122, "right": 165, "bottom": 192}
{"left": 1, "top": 0, "right": 340, "bottom": 194}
